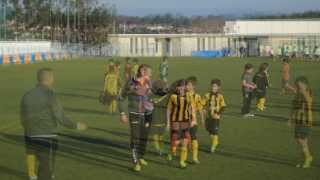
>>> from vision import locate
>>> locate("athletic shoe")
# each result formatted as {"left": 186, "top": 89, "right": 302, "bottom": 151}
{"left": 180, "top": 161, "right": 187, "bottom": 169}
{"left": 210, "top": 145, "right": 216, "bottom": 153}
{"left": 29, "top": 176, "right": 37, "bottom": 180}
{"left": 192, "top": 159, "right": 200, "bottom": 164}
{"left": 133, "top": 164, "right": 141, "bottom": 172}
{"left": 139, "top": 159, "right": 148, "bottom": 166}
{"left": 302, "top": 156, "right": 313, "bottom": 168}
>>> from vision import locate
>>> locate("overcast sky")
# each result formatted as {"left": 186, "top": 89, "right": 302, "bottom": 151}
{"left": 102, "top": 0, "right": 320, "bottom": 16}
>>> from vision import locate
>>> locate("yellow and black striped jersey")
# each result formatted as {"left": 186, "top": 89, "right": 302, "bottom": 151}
{"left": 186, "top": 91, "right": 203, "bottom": 111}
{"left": 202, "top": 92, "right": 226, "bottom": 119}
{"left": 292, "top": 93, "right": 313, "bottom": 127}
{"left": 167, "top": 94, "right": 195, "bottom": 122}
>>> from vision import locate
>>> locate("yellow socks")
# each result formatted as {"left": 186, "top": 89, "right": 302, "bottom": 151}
{"left": 26, "top": 153, "right": 37, "bottom": 178}
{"left": 191, "top": 140, "right": 200, "bottom": 163}
{"left": 210, "top": 135, "right": 219, "bottom": 153}
{"left": 302, "top": 147, "right": 313, "bottom": 168}
{"left": 180, "top": 146, "right": 188, "bottom": 168}
{"left": 153, "top": 135, "right": 160, "bottom": 151}
{"left": 257, "top": 98, "right": 266, "bottom": 111}
{"left": 107, "top": 100, "right": 117, "bottom": 113}
{"left": 172, "top": 146, "right": 177, "bottom": 156}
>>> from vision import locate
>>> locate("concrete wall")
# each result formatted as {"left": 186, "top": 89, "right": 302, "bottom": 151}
{"left": 0, "top": 41, "right": 52, "bottom": 55}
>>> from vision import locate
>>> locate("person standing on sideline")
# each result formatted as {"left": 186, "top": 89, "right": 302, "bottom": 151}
{"left": 241, "top": 63, "right": 257, "bottom": 117}
{"left": 21, "top": 68, "right": 87, "bottom": 180}
{"left": 118, "top": 64, "right": 154, "bottom": 172}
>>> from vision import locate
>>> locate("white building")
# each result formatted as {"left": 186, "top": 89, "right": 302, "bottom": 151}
{"left": 108, "top": 33, "right": 229, "bottom": 57}
{"left": 225, "top": 19, "right": 320, "bottom": 56}
{"left": 108, "top": 19, "right": 320, "bottom": 57}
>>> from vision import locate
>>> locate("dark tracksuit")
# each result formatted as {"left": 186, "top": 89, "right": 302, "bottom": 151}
{"left": 20, "top": 84, "right": 78, "bottom": 180}
{"left": 118, "top": 78, "right": 153, "bottom": 165}
{"left": 241, "top": 73, "right": 254, "bottom": 114}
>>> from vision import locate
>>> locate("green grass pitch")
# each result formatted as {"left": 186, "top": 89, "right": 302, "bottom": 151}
{"left": 0, "top": 57, "right": 319, "bottom": 180}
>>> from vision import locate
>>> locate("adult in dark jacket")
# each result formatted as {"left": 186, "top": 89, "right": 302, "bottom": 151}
{"left": 21, "top": 68, "right": 87, "bottom": 180}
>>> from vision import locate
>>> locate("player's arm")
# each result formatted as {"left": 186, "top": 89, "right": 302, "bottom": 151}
{"left": 304, "top": 92, "right": 313, "bottom": 126}
{"left": 50, "top": 92, "right": 87, "bottom": 130}
{"left": 200, "top": 94, "right": 209, "bottom": 123}
{"left": 218, "top": 95, "right": 227, "bottom": 114}
{"left": 187, "top": 94, "right": 196, "bottom": 127}
{"left": 118, "top": 81, "right": 130, "bottom": 123}
{"left": 166, "top": 95, "right": 174, "bottom": 130}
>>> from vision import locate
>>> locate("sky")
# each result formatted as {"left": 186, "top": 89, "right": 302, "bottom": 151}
{"left": 102, "top": 0, "right": 320, "bottom": 16}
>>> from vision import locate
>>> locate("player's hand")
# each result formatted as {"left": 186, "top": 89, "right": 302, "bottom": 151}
{"left": 120, "top": 114, "right": 129, "bottom": 124}
{"left": 77, "top": 122, "right": 88, "bottom": 131}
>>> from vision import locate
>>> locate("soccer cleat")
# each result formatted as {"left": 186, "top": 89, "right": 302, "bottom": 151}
{"left": 139, "top": 159, "right": 148, "bottom": 166}
{"left": 133, "top": 164, "right": 142, "bottom": 172}
{"left": 302, "top": 156, "right": 313, "bottom": 168}
{"left": 29, "top": 176, "right": 38, "bottom": 180}
{"left": 210, "top": 145, "right": 216, "bottom": 153}
{"left": 180, "top": 161, "right": 187, "bottom": 169}
{"left": 257, "top": 107, "right": 265, "bottom": 111}
{"left": 167, "top": 154, "right": 173, "bottom": 161}
{"left": 192, "top": 159, "right": 200, "bottom": 164}
{"left": 243, "top": 113, "right": 255, "bottom": 118}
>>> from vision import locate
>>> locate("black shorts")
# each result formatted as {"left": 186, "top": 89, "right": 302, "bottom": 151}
{"left": 25, "top": 136, "right": 59, "bottom": 154}
{"left": 205, "top": 119, "right": 220, "bottom": 135}
{"left": 190, "top": 125, "right": 198, "bottom": 140}
{"left": 170, "top": 122, "right": 190, "bottom": 141}
{"left": 294, "top": 125, "right": 311, "bottom": 139}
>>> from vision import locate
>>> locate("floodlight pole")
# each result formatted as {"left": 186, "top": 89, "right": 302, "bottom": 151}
{"left": 1, "top": 0, "right": 7, "bottom": 40}
{"left": 67, "top": 0, "right": 70, "bottom": 45}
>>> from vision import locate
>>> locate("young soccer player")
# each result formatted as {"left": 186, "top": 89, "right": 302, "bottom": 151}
{"left": 150, "top": 80, "right": 169, "bottom": 156}
{"left": 202, "top": 79, "right": 226, "bottom": 153}
{"left": 241, "top": 63, "right": 257, "bottom": 117}
{"left": 124, "top": 57, "right": 132, "bottom": 81}
{"left": 281, "top": 58, "right": 295, "bottom": 94}
{"left": 166, "top": 79, "right": 196, "bottom": 168}
{"left": 131, "top": 58, "right": 139, "bottom": 77}
{"left": 104, "top": 65, "right": 121, "bottom": 114}
{"left": 115, "top": 60, "right": 121, "bottom": 77}
{"left": 105, "top": 59, "right": 115, "bottom": 75}
{"left": 159, "top": 56, "right": 169, "bottom": 82}
{"left": 288, "top": 76, "right": 314, "bottom": 168}
{"left": 186, "top": 76, "right": 203, "bottom": 164}
{"left": 253, "top": 63, "right": 270, "bottom": 111}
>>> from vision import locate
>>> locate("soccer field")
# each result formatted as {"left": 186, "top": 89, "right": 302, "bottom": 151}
{"left": 0, "top": 57, "right": 319, "bottom": 180}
